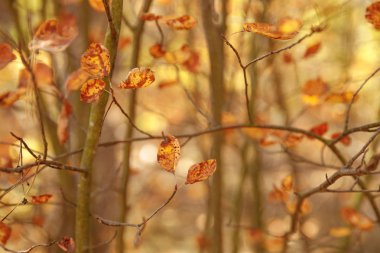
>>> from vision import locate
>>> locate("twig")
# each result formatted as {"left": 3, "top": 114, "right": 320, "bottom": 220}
{"left": 0, "top": 160, "right": 87, "bottom": 174}
{"left": 0, "top": 240, "right": 57, "bottom": 253}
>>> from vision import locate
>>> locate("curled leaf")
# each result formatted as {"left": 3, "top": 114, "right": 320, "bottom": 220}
{"left": 80, "top": 79, "right": 106, "bottom": 103}
{"left": 365, "top": 2, "right": 380, "bottom": 30}
{"left": 0, "top": 222, "right": 11, "bottom": 245}
{"left": 31, "top": 194, "right": 52, "bottom": 204}
{"left": 118, "top": 67, "right": 155, "bottom": 89}
{"left": 57, "top": 99, "right": 72, "bottom": 144}
{"left": 81, "top": 43, "right": 111, "bottom": 78}
{"left": 0, "top": 43, "right": 16, "bottom": 70}
{"left": 165, "top": 15, "right": 197, "bottom": 30}
{"left": 157, "top": 135, "right": 180, "bottom": 173}
{"left": 29, "top": 18, "right": 78, "bottom": 52}
{"left": 186, "top": 159, "right": 217, "bottom": 184}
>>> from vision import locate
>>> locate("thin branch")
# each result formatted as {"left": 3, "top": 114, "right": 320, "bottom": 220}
{"left": 0, "top": 240, "right": 57, "bottom": 253}
{"left": 10, "top": 132, "right": 38, "bottom": 159}
{"left": 0, "top": 160, "right": 87, "bottom": 174}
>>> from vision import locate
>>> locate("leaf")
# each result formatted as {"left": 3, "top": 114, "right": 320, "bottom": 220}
{"left": 365, "top": 2, "right": 380, "bottom": 30}
{"left": 149, "top": 43, "right": 166, "bottom": 58}
{"left": 282, "top": 52, "right": 293, "bottom": 64}
{"left": 308, "top": 122, "right": 328, "bottom": 139}
{"left": 282, "top": 133, "right": 303, "bottom": 147}
{"left": 58, "top": 236, "right": 75, "bottom": 252}
{"left": 64, "top": 69, "right": 90, "bottom": 92}
{"left": 325, "top": 91, "right": 356, "bottom": 104}
{"left": 157, "top": 135, "right": 180, "bottom": 173}
{"left": 81, "top": 43, "right": 111, "bottom": 78}
{"left": 0, "top": 43, "right": 16, "bottom": 70}
{"left": 341, "top": 207, "right": 374, "bottom": 231}
{"left": 303, "top": 42, "right": 321, "bottom": 58}
{"left": 29, "top": 18, "right": 78, "bottom": 52}
{"left": 165, "top": 15, "right": 197, "bottom": 30}
{"left": 31, "top": 194, "right": 52, "bottom": 204}
{"left": 0, "top": 222, "right": 11, "bottom": 245}
{"left": 80, "top": 79, "right": 106, "bottom": 103}
{"left": 281, "top": 175, "right": 293, "bottom": 191}
{"left": 57, "top": 99, "right": 72, "bottom": 144}
{"left": 89, "top": 0, "right": 111, "bottom": 12}
{"left": 268, "top": 186, "right": 288, "bottom": 202}
{"left": 331, "top": 132, "right": 351, "bottom": 146}
{"left": 118, "top": 67, "right": 155, "bottom": 89}
{"left": 329, "top": 227, "right": 351, "bottom": 237}
{"left": 118, "top": 36, "right": 131, "bottom": 49}
{"left": 140, "top": 12, "right": 162, "bottom": 21}
{"left": 302, "top": 78, "right": 329, "bottom": 105}
{"left": 243, "top": 17, "right": 302, "bottom": 40}
{"left": 286, "top": 199, "right": 311, "bottom": 215}
{"left": 185, "top": 159, "right": 217, "bottom": 184}
{"left": 34, "top": 62, "right": 54, "bottom": 85}
{"left": 0, "top": 89, "right": 26, "bottom": 107}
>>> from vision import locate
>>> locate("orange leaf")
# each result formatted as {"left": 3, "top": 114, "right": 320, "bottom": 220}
{"left": 29, "top": 18, "right": 78, "bottom": 52}
{"left": 165, "top": 15, "right": 197, "bottom": 30}
{"left": 341, "top": 207, "right": 374, "bottom": 231}
{"left": 282, "top": 133, "right": 303, "bottom": 147}
{"left": 89, "top": 0, "right": 111, "bottom": 12}
{"left": 0, "top": 43, "right": 16, "bottom": 70}
{"left": 58, "top": 236, "right": 75, "bottom": 252}
{"left": 65, "top": 69, "right": 90, "bottom": 92}
{"left": 157, "top": 135, "right": 180, "bottom": 173}
{"left": 80, "top": 79, "right": 106, "bottom": 103}
{"left": 329, "top": 227, "right": 351, "bottom": 237}
{"left": 0, "top": 89, "right": 26, "bottom": 107}
{"left": 0, "top": 222, "right": 11, "bottom": 245}
{"left": 140, "top": 12, "right": 162, "bottom": 21}
{"left": 302, "top": 78, "right": 329, "bottom": 96}
{"left": 268, "top": 185, "right": 288, "bottom": 202}
{"left": 282, "top": 52, "right": 293, "bottom": 64}
{"left": 149, "top": 43, "right": 166, "bottom": 58}
{"left": 31, "top": 194, "right": 52, "bottom": 204}
{"left": 185, "top": 159, "right": 217, "bottom": 184}
{"left": 365, "top": 2, "right": 380, "bottom": 30}
{"left": 81, "top": 43, "right": 110, "bottom": 78}
{"left": 303, "top": 42, "right": 321, "bottom": 58}
{"left": 331, "top": 132, "right": 351, "bottom": 146}
{"left": 281, "top": 175, "right": 293, "bottom": 191}
{"left": 57, "top": 99, "right": 72, "bottom": 144}
{"left": 244, "top": 17, "right": 302, "bottom": 40}
{"left": 308, "top": 122, "right": 328, "bottom": 139}
{"left": 118, "top": 36, "right": 131, "bottom": 49}
{"left": 325, "top": 91, "right": 356, "bottom": 104}
{"left": 35, "top": 62, "right": 54, "bottom": 85}
{"left": 118, "top": 67, "right": 155, "bottom": 89}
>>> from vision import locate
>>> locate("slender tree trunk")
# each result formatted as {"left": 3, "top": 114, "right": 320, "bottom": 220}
{"left": 75, "top": 1, "right": 123, "bottom": 252}
{"left": 200, "top": 1, "right": 226, "bottom": 252}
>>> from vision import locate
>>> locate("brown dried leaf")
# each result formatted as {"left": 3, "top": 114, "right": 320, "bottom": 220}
{"left": 80, "top": 79, "right": 106, "bottom": 103}
{"left": 29, "top": 18, "right": 78, "bottom": 52}
{"left": 31, "top": 194, "right": 52, "bottom": 204}
{"left": 0, "top": 222, "right": 11, "bottom": 245}
{"left": 118, "top": 67, "right": 155, "bottom": 89}
{"left": 165, "top": 15, "right": 197, "bottom": 30}
{"left": 157, "top": 135, "right": 180, "bottom": 173}
{"left": 365, "top": 2, "right": 380, "bottom": 30}
{"left": 81, "top": 43, "right": 110, "bottom": 78}
{"left": 57, "top": 99, "right": 72, "bottom": 144}
{"left": 0, "top": 43, "right": 16, "bottom": 70}
{"left": 186, "top": 159, "right": 217, "bottom": 184}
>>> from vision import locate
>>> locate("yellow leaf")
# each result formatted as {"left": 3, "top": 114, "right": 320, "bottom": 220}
{"left": 80, "top": 79, "right": 106, "bottom": 103}
{"left": 81, "top": 43, "right": 111, "bottom": 78}
{"left": 157, "top": 135, "right": 180, "bottom": 173}
{"left": 186, "top": 159, "right": 217, "bottom": 184}
{"left": 118, "top": 67, "right": 155, "bottom": 89}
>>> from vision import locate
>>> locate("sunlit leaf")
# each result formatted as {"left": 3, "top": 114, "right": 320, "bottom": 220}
{"left": 89, "top": 0, "right": 111, "bottom": 12}
{"left": 140, "top": 12, "right": 162, "bottom": 21}
{"left": 303, "top": 42, "right": 321, "bottom": 58}
{"left": 331, "top": 132, "right": 351, "bottom": 146}
{"left": 80, "top": 79, "right": 106, "bottom": 103}
{"left": 341, "top": 207, "right": 374, "bottom": 231}
{"left": 281, "top": 175, "right": 293, "bottom": 191}
{"left": 243, "top": 17, "right": 302, "bottom": 40}
{"left": 0, "top": 43, "right": 16, "bottom": 70}
{"left": 0, "top": 222, "right": 11, "bottom": 245}
{"left": 329, "top": 227, "right": 351, "bottom": 237}
{"left": 58, "top": 236, "right": 75, "bottom": 252}
{"left": 29, "top": 18, "right": 78, "bottom": 52}
{"left": 308, "top": 122, "right": 328, "bottom": 139}
{"left": 118, "top": 67, "right": 155, "bottom": 89}
{"left": 149, "top": 43, "right": 166, "bottom": 58}
{"left": 31, "top": 194, "right": 52, "bottom": 204}
{"left": 165, "top": 15, "right": 197, "bottom": 30}
{"left": 157, "top": 135, "right": 180, "bottom": 173}
{"left": 365, "top": 2, "right": 380, "bottom": 30}
{"left": 57, "top": 99, "right": 72, "bottom": 144}
{"left": 64, "top": 69, "right": 90, "bottom": 92}
{"left": 185, "top": 159, "right": 217, "bottom": 184}
{"left": 81, "top": 43, "right": 110, "bottom": 78}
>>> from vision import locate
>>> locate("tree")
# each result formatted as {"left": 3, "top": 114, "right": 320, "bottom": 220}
{"left": 0, "top": 0, "right": 380, "bottom": 253}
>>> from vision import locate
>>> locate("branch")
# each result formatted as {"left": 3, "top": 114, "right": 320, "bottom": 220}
{"left": 0, "top": 160, "right": 87, "bottom": 174}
